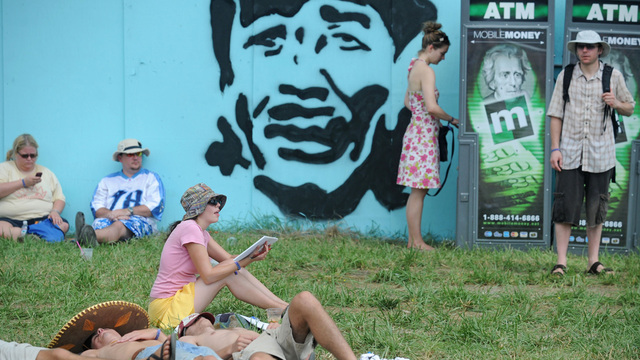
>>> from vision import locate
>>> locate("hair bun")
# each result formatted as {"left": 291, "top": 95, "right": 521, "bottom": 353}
{"left": 422, "top": 21, "right": 442, "bottom": 34}
{"left": 420, "top": 22, "right": 449, "bottom": 51}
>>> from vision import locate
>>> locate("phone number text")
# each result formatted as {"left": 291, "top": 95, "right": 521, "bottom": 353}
{"left": 482, "top": 214, "right": 541, "bottom": 222}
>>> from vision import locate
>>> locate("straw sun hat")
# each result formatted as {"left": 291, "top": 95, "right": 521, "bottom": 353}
{"left": 112, "top": 138, "right": 150, "bottom": 161}
{"left": 47, "top": 300, "right": 149, "bottom": 353}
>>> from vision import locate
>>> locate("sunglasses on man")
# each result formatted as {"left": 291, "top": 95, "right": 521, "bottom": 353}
{"left": 576, "top": 43, "right": 597, "bottom": 50}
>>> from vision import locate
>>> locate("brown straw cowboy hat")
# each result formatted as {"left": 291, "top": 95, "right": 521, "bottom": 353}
{"left": 47, "top": 300, "right": 149, "bottom": 353}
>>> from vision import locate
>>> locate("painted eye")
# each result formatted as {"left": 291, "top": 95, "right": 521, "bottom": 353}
{"left": 248, "top": 39, "right": 283, "bottom": 57}
{"left": 244, "top": 25, "right": 286, "bottom": 57}
{"left": 332, "top": 33, "right": 371, "bottom": 51}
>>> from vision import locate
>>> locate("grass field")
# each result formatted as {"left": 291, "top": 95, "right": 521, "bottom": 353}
{"left": 1, "top": 222, "right": 639, "bottom": 359}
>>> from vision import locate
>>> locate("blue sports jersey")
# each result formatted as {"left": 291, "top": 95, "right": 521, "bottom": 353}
{"left": 90, "top": 168, "right": 165, "bottom": 232}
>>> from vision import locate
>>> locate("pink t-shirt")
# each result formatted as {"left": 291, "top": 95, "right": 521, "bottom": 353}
{"left": 150, "top": 220, "right": 212, "bottom": 298}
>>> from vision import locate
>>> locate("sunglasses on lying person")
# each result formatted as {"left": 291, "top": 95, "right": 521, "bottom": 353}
{"left": 18, "top": 152, "right": 38, "bottom": 159}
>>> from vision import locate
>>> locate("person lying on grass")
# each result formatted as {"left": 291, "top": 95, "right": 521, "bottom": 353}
{"left": 82, "top": 329, "right": 220, "bottom": 360}
{"left": 1, "top": 339, "right": 111, "bottom": 360}
{"left": 149, "top": 183, "right": 287, "bottom": 330}
{"left": 46, "top": 300, "right": 220, "bottom": 360}
{"left": 176, "top": 291, "right": 357, "bottom": 360}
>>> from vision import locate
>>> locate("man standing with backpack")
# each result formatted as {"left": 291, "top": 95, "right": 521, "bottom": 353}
{"left": 547, "top": 30, "right": 635, "bottom": 276}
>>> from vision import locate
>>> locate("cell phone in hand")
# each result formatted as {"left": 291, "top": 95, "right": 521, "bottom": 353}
{"left": 36, "top": 172, "right": 42, "bottom": 177}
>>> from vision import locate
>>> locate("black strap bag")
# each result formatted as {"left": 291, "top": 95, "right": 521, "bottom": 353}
{"left": 428, "top": 124, "right": 455, "bottom": 197}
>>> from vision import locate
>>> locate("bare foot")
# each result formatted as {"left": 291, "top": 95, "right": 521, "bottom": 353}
{"left": 550, "top": 264, "right": 566, "bottom": 276}
{"left": 594, "top": 264, "right": 614, "bottom": 275}
{"left": 157, "top": 339, "right": 171, "bottom": 360}
{"left": 586, "top": 262, "right": 614, "bottom": 275}
{"left": 408, "top": 240, "right": 435, "bottom": 251}
{"left": 155, "top": 335, "right": 219, "bottom": 360}
{"left": 154, "top": 334, "right": 175, "bottom": 360}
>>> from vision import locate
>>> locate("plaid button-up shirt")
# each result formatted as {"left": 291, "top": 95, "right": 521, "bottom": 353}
{"left": 547, "top": 61, "right": 635, "bottom": 173}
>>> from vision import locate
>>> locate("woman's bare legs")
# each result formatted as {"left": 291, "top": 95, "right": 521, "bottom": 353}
{"left": 405, "top": 187, "right": 434, "bottom": 250}
{"left": 237, "top": 270, "right": 288, "bottom": 307}
{"left": 193, "top": 270, "right": 287, "bottom": 312}
{"left": 0, "top": 220, "right": 68, "bottom": 241}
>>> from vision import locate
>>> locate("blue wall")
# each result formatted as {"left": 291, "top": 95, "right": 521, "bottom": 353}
{"left": 0, "top": 0, "right": 565, "bottom": 239}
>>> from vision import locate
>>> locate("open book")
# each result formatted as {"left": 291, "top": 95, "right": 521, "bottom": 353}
{"left": 233, "top": 236, "right": 278, "bottom": 262}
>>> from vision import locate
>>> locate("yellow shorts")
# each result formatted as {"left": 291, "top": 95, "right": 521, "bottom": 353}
{"left": 148, "top": 282, "right": 196, "bottom": 330}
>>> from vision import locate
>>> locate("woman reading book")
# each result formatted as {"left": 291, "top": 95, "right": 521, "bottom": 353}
{"left": 148, "top": 183, "right": 288, "bottom": 329}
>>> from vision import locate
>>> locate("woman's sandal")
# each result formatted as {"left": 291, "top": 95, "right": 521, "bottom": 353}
{"left": 585, "top": 261, "right": 614, "bottom": 275}
{"left": 550, "top": 264, "right": 566, "bottom": 276}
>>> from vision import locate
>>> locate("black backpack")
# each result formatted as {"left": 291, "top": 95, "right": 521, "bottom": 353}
{"left": 562, "top": 63, "right": 618, "bottom": 182}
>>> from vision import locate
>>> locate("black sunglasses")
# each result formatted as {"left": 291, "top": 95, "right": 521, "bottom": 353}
{"left": 209, "top": 198, "right": 221, "bottom": 206}
{"left": 576, "top": 43, "right": 597, "bottom": 50}
{"left": 18, "top": 153, "right": 38, "bottom": 159}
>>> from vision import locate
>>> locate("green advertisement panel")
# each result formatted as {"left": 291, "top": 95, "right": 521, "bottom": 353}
{"left": 465, "top": 27, "right": 548, "bottom": 242}
{"left": 571, "top": 0, "right": 640, "bottom": 25}
{"left": 564, "top": 29, "right": 640, "bottom": 248}
{"left": 468, "top": 0, "right": 550, "bottom": 22}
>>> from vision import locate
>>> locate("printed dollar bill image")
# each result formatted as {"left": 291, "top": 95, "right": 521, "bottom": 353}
{"left": 465, "top": 27, "right": 547, "bottom": 241}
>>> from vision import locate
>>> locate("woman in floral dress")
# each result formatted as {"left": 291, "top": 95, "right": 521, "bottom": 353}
{"left": 396, "top": 22, "right": 459, "bottom": 250}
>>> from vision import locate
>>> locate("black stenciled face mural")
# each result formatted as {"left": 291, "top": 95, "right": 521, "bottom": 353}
{"left": 205, "top": 0, "right": 437, "bottom": 219}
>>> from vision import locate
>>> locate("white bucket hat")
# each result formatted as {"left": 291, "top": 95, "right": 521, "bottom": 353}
{"left": 567, "top": 30, "right": 610, "bottom": 57}
{"left": 112, "top": 138, "right": 150, "bottom": 161}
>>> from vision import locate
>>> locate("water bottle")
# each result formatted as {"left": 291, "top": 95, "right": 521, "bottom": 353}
{"left": 19, "top": 220, "right": 28, "bottom": 240}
